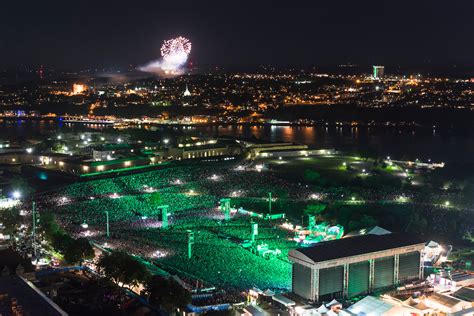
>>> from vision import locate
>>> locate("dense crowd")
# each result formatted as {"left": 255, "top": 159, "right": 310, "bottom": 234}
{"left": 33, "top": 164, "right": 308, "bottom": 290}
{"left": 32, "top": 160, "right": 472, "bottom": 291}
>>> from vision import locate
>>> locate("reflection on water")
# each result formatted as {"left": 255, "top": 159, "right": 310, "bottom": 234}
{"left": 1, "top": 120, "right": 473, "bottom": 163}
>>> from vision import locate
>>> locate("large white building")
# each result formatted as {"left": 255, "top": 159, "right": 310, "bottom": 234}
{"left": 289, "top": 232, "right": 425, "bottom": 302}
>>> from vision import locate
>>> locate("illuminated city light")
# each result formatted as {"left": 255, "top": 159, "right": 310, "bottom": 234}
{"left": 255, "top": 164, "right": 264, "bottom": 172}
{"left": 72, "top": 83, "right": 87, "bottom": 95}
{"left": 12, "top": 191, "right": 21, "bottom": 199}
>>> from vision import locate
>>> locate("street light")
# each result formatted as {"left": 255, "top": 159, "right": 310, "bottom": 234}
{"left": 12, "top": 191, "right": 21, "bottom": 199}
{"left": 444, "top": 201, "right": 450, "bottom": 207}
{"left": 26, "top": 148, "right": 33, "bottom": 154}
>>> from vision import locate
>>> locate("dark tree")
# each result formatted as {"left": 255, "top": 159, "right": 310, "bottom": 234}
{"left": 145, "top": 275, "right": 191, "bottom": 313}
{"left": 97, "top": 251, "right": 150, "bottom": 289}
{"left": 64, "top": 238, "right": 94, "bottom": 264}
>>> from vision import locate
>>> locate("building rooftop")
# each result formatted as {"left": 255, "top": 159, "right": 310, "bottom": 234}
{"left": 93, "top": 143, "right": 131, "bottom": 151}
{"left": 345, "top": 226, "right": 392, "bottom": 238}
{"left": 0, "top": 275, "right": 67, "bottom": 316}
{"left": 346, "top": 296, "right": 393, "bottom": 315}
{"left": 452, "top": 287, "right": 474, "bottom": 302}
{"left": 291, "top": 232, "right": 424, "bottom": 263}
{"left": 428, "top": 292, "right": 463, "bottom": 308}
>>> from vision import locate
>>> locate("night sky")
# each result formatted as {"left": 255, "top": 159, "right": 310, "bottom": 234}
{"left": 0, "top": 0, "right": 473, "bottom": 71}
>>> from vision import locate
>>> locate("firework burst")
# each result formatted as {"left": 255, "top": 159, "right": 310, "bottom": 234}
{"left": 139, "top": 36, "right": 192, "bottom": 76}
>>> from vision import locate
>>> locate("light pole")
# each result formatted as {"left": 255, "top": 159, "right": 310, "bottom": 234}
{"left": 32, "top": 201, "right": 36, "bottom": 239}
{"left": 105, "top": 211, "right": 110, "bottom": 237}
{"left": 268, "top": 192, "right": 272, "bottom": 215}
{"left": 32, "top": 201, "right": 37, "bottom": 258}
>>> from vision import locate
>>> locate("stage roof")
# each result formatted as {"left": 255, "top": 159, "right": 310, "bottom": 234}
{"left": 290, "top": 233, "right": 424, "bottom": 263}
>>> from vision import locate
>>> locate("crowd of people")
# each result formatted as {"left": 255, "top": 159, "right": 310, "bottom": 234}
{"left": 33, "top": 164, "right": 309, "bottom": 290}
{"left": 31, "top": 158, "right": 471, "bottom": 292}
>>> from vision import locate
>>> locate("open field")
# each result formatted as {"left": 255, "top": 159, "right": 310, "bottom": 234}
{"left": 33, "top": 154, "right": 474, "bottom": 291}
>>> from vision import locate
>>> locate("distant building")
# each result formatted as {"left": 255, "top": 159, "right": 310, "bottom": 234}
{"left": 72, "top": 83, "right": 87, "bottom": 95}
{"left": 289, "top": 231, "right": 424, "bottom": 302}
{"left": 168, "top": 141, "right": 241, "bottom": 160}
{"left": 246, "top": 142, "right": 309, "bottom": 159}
{"left": 183, "top": 84, "right": 191, "bottom": 97}
{"left": 92, "top": 144, "right": 132, "bottom": 161}
{"left": 373, "top": 65, "right": 385, "bottom": 79}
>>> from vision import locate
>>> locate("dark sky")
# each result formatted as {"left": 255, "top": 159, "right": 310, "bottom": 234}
{"left": 0, "top": 0, "right": 473, "bottom": 71}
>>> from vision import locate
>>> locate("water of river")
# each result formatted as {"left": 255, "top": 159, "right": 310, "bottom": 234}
{"left": 1, "top": 119, "right": 473, "bottom": 163}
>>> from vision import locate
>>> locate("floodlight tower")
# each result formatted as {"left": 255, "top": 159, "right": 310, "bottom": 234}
{"left": 32, "top": 201, "right": 36, "bottom": 239}
{"left": 187, "top": 230, "right": 194, "bottom": 259}
{"left": 105, "top": 211, "right": 110, "bottom": 237}
{"left": 220, "top": 198, "right": 231, "bottom": 221}
{"left": 251, "top": 222, "right": 258, "bottom": 244}
{"left": 308, "top": 215, "right": 315, "bottom": 231}
{"left": 268, "top": 192, "right": 272, "bottom": 215}
{"left": 158, "top": 205, "right": 170, "bottom": 228}
{"left": 32, "top": 201, "right": 37, "bottom": 257}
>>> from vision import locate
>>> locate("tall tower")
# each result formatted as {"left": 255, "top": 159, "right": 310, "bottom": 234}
{"left": 373, "top": 66, "right": 384, "bottom": 79}
{"left": 37, "top": 65, "right": 44, "bottom": 79}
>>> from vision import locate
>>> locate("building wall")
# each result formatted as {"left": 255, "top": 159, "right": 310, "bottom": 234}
{"left": 249, "top": 144, "right": 309, "bottom": 158}
{"left": 289, "top": 247, "right": 424, "bottom": 302}
{"left": 292, "top": 263, "right": 313, "bottom": 300}
{"left": 374, "top": 256, "right": 395, "bottom": 290}
{"left": 319, "top": 266, "right": 344, "bottom": 300}
{"left": 92, "top": 150, "right": 114, "bottom": 161}
{"left": 398, "top": 251, "right": 420, "bottom": 282}
{"left": 168, "top": 146, "right": 241, "bottom": 160}
{"left": 348, "top": 261, "right": 370, "bottom": 297}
